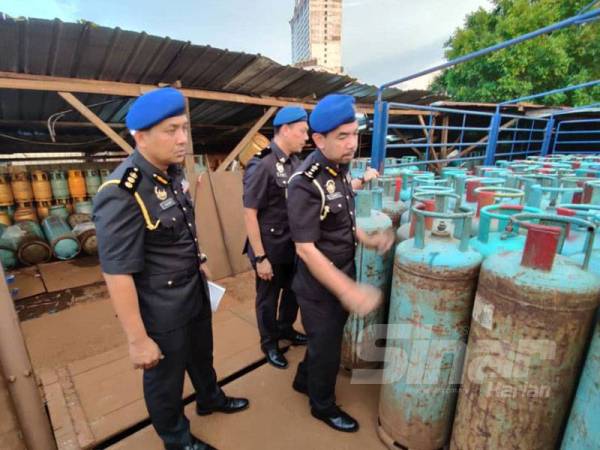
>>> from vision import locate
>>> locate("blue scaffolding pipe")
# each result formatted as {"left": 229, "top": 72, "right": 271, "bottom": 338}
{"left": 498, "top": 79, "right": 600, "bottom": 107}
{"left": 376, "top": 8, "right": 600, "bottom": 100}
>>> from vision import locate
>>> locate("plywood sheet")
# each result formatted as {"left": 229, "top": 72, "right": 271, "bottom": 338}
{"left": 194, "top": 173, "right": 232, "bottom": 280}
{"left": 37, "top": 257, "right": 103, "bottom": 293}
{"left": 208, "top": 171, "right": 252, "bottom": 275}
{"left": 9, "top": 265, "right": 45, "bottom": 300}
{"left": 46, "top": 311, "right": 262, "bottom": 448}
{"left": 108, "top": 346, "right": 387, "bottom": 450}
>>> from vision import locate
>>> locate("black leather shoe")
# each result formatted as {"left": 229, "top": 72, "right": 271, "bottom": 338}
{"left": 280, "top": 330, "right": 307, "bottom": 346}
{"left": 265, "top": 348, "right": 288, "bottom": 369}
{"left": 292, "top": 379, "right": 308, "bottom": 395}
{"left": 196, "top": 397, "right": 249, "bottom": 416}
{"left": 164, "top": 434, "right": 217, "bottom": 450}
{"left": 311, "top": 406, "right": 359, "bottom": 433}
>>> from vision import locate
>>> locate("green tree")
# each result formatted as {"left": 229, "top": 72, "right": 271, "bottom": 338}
{"left": 431, "top": 0, "right": 600, "bottom": 106}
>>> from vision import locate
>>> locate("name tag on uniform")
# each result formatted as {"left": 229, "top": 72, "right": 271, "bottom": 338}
{"left": 326, "top": 192, "right": 343, "bottom": 201}
{"left": 160, "top": 197, "right": 177, "bottom": 210}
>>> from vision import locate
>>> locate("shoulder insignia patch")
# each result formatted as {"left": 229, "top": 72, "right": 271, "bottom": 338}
{"left": 302, "top": 162, "right": 321, "bottom": 180}
{"left": 119, "top": 166, "right": 142, "bottom": 194}
{"left": 256, "top": 147, "right": 272, "bottom": 159}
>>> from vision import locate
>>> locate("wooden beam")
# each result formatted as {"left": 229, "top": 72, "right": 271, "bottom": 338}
{"left": 441, "top": 115, "right": 449, "bottom": 159}
{"left": 216, "top": 107, "right": 277, "bottom": 172}
{"left": 57, "top": 92, "right": 134, "bottom": 154}
{"left": 183, "top": 97, "right": 198, "bottom": 203}
{"left": 0, "top": 72, "right": 427, "bottom": 116}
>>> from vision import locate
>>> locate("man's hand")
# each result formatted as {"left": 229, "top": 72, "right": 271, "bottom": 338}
{"left": 358, "top": 228, "right": 395, "bottom": 255}
{"left": 129, "top": 335, "right": 164, "bottom": 370}
{"left": 362, "top": 167, "right": 380, "bottom": 183}
{"left": 201, "top": 263, "right": 213, "bottom": 281}
{"left": 339, "top": 283, "right": 383, "bottom": 317}
{"left": 256, "top": 258, "right": 274, "bottom": 281}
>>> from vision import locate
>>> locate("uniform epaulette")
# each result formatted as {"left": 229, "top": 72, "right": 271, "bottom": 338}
{"left": 118, "top": 167, "right": 142, "bottom": 194}
{"left": 255, "top": 147, "right": 272, "bottom": 159}
{"left": 302, "top": 162, "right": 321, "bottom": 180}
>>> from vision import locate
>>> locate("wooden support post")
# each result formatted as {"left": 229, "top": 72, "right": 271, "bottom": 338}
{"left": 216, "top": 106, "right": 277, "bottom": 172}
{"left": 441, "top": 115, "right": 449, "bottom": 160}
{"left": 183, "top": 97, "right": 198, "bottom": 204}
{"left": 57, "top": 92, "right": 134, "bottom": 154}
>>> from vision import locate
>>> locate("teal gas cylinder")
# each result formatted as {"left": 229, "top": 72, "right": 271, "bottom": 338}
{"left": 378, "top": 196, "right": 482, "bottom": 450}
{"left": 42, "top": 216, "right": 80, "bottom": 260}
{"left": 74, "top": 200, "right": 93, "bottom": 215}
{"left": 526, "top": 181, "right": 583, "bottom": 212}
{"left": 381, "top": 178, "right": 407, "bottom": 229}
{"left": 6, "top": 221, "right": 52, "bottom": 265}
{"left": 84, "top": 169, "right": 101, "bottom": 197}
{"left": 582, "top": 179, "right": 600, "bottom": 204}
{"left": 0, "top": 223, "right": 17, "bottom": 270}
{"left": 552, "top": 205, "right": 600, "bottom": 257}
{"left": 99, "top": 168, "right": 111, "bottom": 184}
{"left": 49, "top": 170, "right": 69, "bottom": 200}
{"left": 399, "top": 156, "right": 419, "bottom": 172}
{"left": 396, "top": 187, "right": 454, "bottom": 243}
{"left": 470, "top": 204, "right": 541, "bottom": 258}
{"left": 451, "top": 213, "right": 600, "bottom": 450}
{"left": 341, "top": 189, "right": 393, "bottom": 370}
{"left": 49, "top": 205, "right": 69, "bottom": 221}
{"left": 561, "top": 318, "right": 600, "bottom": 450}
{"left": 470, "top": 186, "right": 524, "bottom": 237}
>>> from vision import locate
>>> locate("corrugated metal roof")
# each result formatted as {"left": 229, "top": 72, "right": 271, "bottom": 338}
{"left": 0, "top": 14, "right": 443, "bottom": 154}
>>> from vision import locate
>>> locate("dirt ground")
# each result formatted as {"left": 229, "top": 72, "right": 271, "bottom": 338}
{"left": 21, "top": 271, "right": 256, "bottom": 371}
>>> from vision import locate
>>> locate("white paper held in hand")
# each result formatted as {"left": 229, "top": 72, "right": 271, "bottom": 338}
{"left": 208, "top": 281, "right": 226, "bottom": 312}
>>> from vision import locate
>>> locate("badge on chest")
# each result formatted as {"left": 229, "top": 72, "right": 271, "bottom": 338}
{"left": 325, "top": 179, "right": 343, "bottom": 200}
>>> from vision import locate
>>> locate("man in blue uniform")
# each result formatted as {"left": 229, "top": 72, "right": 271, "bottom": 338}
{"left": 243, "top": 106, "right": 308, "bottom": 369}
{"left": 287, "top": 94, "right": 393, "bottom": 433}
{"left": 93, "top": 87, "right": 248, "bottom": 450}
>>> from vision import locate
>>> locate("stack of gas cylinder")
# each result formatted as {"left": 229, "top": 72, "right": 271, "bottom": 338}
{"left": 346, "top": 153, "right": 600, "bottom": 450}
{"left": 0, "top": 166, "right": 115, "bottom": 270}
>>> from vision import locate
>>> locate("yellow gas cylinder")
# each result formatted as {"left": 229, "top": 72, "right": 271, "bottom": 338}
{"left": 0, "top": 211, "right": 11, "bottom": 226}
{"left": 31, "top": 170, "right": 53, "bottom": 201}
{"left": 13, "top": 202, "right": 38, "bottom": 223}
{"left": 11, "top": 170, "right": 34, "bottom": 203}
{"left": 36, "top": 200, "right": 52, "bottom": 220}
{"left": 67, "top": 169, "right": 87, "bottom": 199}
{"left": 0, "top": 174, "right": 14, "bottom": 206}
{"left": 239, "top": 133, "right": 270, "bottom": 167}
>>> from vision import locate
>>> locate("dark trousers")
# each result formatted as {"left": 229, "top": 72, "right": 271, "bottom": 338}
{"left": 144, "top": 300, "right": 225, "bottom": 446}
{"left": 293, "top": 293, "right": 349, "bottom": 413}
{"left": 255, "top": 262, "right": 299, "bottom": 352}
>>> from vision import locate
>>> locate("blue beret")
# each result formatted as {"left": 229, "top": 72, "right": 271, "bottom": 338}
{"left": 273, "top": 106, "right": 308, "bottom": 126}
{"left": 309, "top": 94, "right": 356, "bottom": 134}
{"left": 126, "top": 87, "right": 186, "bottom": 131}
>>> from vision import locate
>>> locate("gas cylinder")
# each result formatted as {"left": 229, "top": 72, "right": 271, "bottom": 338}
{"left": 582, "top": 179, "right": 600, "bottom": 204}
{"left": 67, "top": 169, "right": 87, "bottom": 198}
{"left": 561, "top": 318, "right": 600, "bottom": 450}
{"left": 0, "top": 174, "right": 14, "bottom": 205}
{"left": 36, "top": 200, "right": 52, "bottom": 220}
{"left": 49, "top": 205, "right": 69, "bottom": 221}
{"left": 0, "top": 205, "right": 15, "bottom": 220}
{"left": 470, "top": 204, "right": 541, "bottom": 258}
{"left": 0, "top": 211, "right": 11, "bottom": 226}
{"left": 42, "top": 216, "right": 80, "bottom": 260}
{"left": 378, "top": 194, "right": 482, "bottom": 450}
{"left": 341, "top": 189, "right": 393, "bottom": 370}
{"left": 55, "top": 198, "right": 73, "bottom": 214}
{"left": 84, "top": 169, "right": 101, "bottom": 197}
{"left": 11, "top": 171, "right": 33, "bottom": 203}
{"left": 8, "top": 221, "right": 52, "bottom": 265}
{"left": 99, "top": 168, "right": 111, "bottom": 184}
{"left": 0, "top": 224, "right": 17, "bottom": 270}
{"left": 73, "top": 200, "right": 93, "bottom": 215}
{"left": 13, "top": 202, "right": 38, "bottom": 222}
{"left": 72, "top": 221, "right": 97, "bottom": 256}
{"left": 31, "top": 170, "right": 53, "bottom": 201}
{"left": 450, "top": 213, "right": 600, "bottom": 450}
{"left": 67, "top": 213, "right": 92, "bottom": 228}
{"left": 381, "top": 178, "right": 407, "bottom": 229}
{"left": 554, "top": 204, "right": 600, "bottom": 256}
{"left": 469, "top": 186, "right": 524, "bottom": 237}
{"left": 49, "top": 170, "right": 69, "bottom": 200}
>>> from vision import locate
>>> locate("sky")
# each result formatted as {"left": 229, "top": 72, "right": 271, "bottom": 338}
{"left": 0, "top": 0, "right": 492, "bottom": 90}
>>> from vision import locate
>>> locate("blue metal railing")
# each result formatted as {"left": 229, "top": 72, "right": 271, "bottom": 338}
{"left": 551, "top": 118, "right": 600, "bottom": 154}
{"left": 370, "top": 6, "right": 600, "bottom": 172}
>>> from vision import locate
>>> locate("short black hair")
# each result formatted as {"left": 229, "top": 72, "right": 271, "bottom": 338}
{"left": 273, "top": 125, "right": 281, "bottom": 135}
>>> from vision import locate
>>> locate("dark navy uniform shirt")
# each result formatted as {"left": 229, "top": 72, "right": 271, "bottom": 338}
{"left": 243, "top": 141, "right": 301, "bottom": 264}
{"left": 93, "top": 149, "right": 208, "bottom": 333}
{"left": 287, "top": 149, "right": 357, "bottom": 300}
